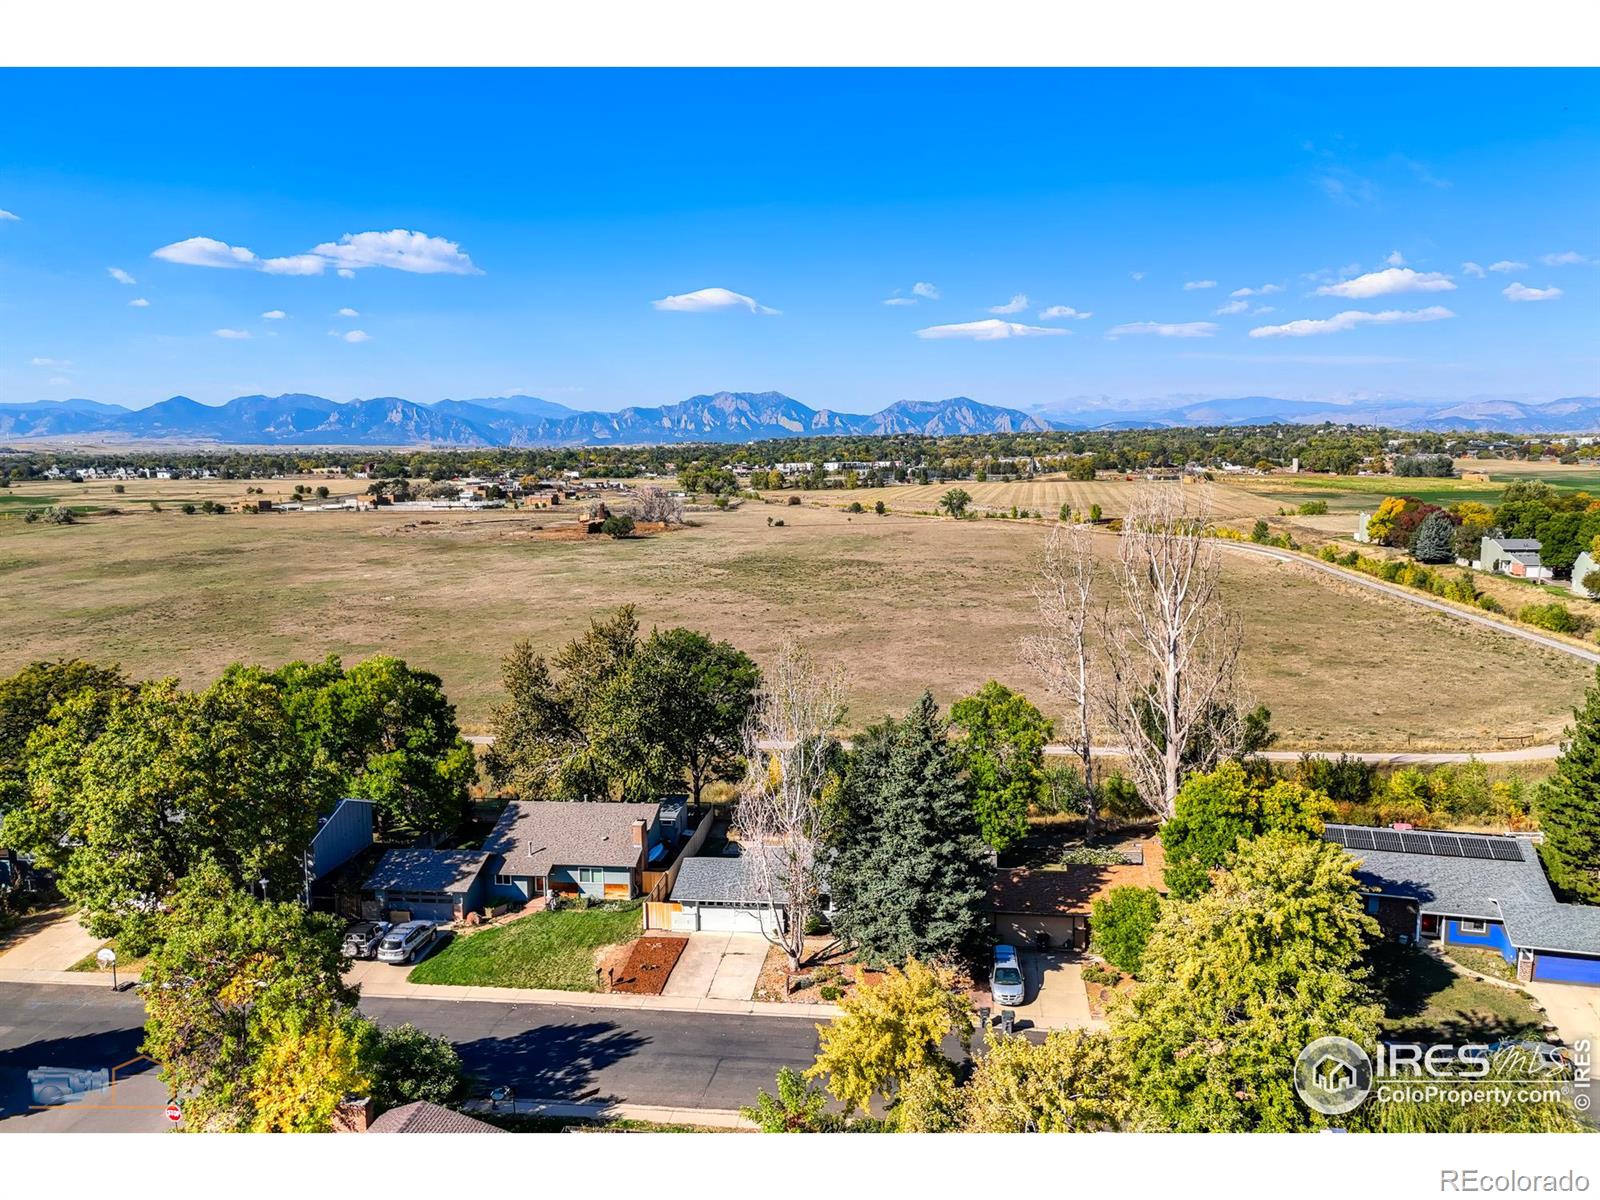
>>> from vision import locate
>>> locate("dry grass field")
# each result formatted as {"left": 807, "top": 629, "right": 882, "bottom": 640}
{"left": 0, "top": 475, "right": 1591, "bottom": 750}
{"left": 776, "top": 477, "right": 1282, "bottom": 523}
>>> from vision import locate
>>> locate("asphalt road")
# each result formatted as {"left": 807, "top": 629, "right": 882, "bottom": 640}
{"left": 0, "top": 983, "right": 822, "bottom": 1131}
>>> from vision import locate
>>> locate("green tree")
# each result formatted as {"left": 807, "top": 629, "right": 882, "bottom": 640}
{"left": 938, "top": 488, "right": 972, "bottom": 519}
{"left": 1536, "top": 666, "right": 1600, "bottom": 902}
{"left": 1159, "top": 760, "right": 1335, "bottom": 899}
{"left": 600, "top": 513, "right": 635, "bottom": 538}
{"left": 1111, "top": 831, "right": 1381, "bottom": 1132}
{"left": 1089, "top": 886, "right": 1163, "bottom": 977}
{"left": 829, "top": 694, "right": 991, "bottom": 963}
{"left": 963, "top": 1030, "right": 1129, "bottom": 1132}
{"left": 949, "top": 681, "right": 1053, "bottom": 854}
{"left": 368, "top": 1023, "right": 465, "bottom": 1113}
{"left": 1249, "top": 518, "right": 1270, "bottom": 543}
{"left": 806, "top": 958, "right": 973, "bottom": 1114}
{"left": 1411, "top": 509, "right": 1456, "bottom": 563}
{"left": 246, "top": 1003, "right": 375, "bottom": 1133}
{"left": 0, "top": 660, "right": 128, "bottom": 820}
{"left": 740, "top": 1066, "right": 840, "bottom": 1132}
{"left": 141, "top": 862, "right": 355, "bottom": 1131}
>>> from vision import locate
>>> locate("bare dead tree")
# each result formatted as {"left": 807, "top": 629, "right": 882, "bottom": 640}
{"left": 735, "top": 644, "right": 846, "bottom": 972}
{"left": 631, "top": 486, "right": 684, "bottom": 525}
{"left": 1022, "top": 520, "right": 1100, "bottom": 833}
{"left": 1098, "top": 484, "right": 1243, "bottom": 820}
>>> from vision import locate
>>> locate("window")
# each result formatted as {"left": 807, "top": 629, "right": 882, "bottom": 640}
{"left": 495, "top": 874, "right": 515, "bottom": 887}
{"left": 1365, "top": 897, "right": 1380, "bottom": 915}
{"left": 577, "top": 868, "right": 601, "bottom": 883}
{"left": 1458, "top": 918, "right": 1489, "bottom": 935}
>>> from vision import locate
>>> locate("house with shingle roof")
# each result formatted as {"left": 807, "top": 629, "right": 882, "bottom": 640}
{"left": 367, "top": 1101, "right": 505, "bottom": 1134}
{"left": 663, "top": 850, "right": 787, "bottom": 934}
{"left": 1480, "top": 535, "right": 1552, "bottom": 580}
{"left": 984, "top": 840, "right": 1164, "bottom": 950}
{"left": 482, "top": 799, "right": 664, "bottom": 904}
{"left": 1326, "top": 823, "right": 1600, "bottom": 986}
{"left": 363, "top": 848, "right": 493, "bottom": 924}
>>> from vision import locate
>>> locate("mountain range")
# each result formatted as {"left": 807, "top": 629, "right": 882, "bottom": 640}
{"left": 1, "top": 391, "right": 1597, "bottom": 447}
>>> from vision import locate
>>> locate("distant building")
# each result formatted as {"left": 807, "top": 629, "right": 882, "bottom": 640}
{"left": 1480, "top": 535, "right": 1552, "bottom": 581}
{"left": 1353, "top": 511, "right": 1372, "bottom": 543}
{"left": 1572, "top": 550, "right": 1598, "bottom": 598}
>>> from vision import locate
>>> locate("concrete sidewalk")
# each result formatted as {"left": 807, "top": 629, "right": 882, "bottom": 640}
{"left": 464, "top": 1097, "right": 755, "bottom": 1130}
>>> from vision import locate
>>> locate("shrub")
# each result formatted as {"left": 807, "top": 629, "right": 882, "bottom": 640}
{"left": 600, "top": 514, "right": 636, "bottom": 538}
{"left": 1089, "top": 886, "right": 1163, "bottom": 976}
{"left": 1059, "top": 846, "right": 1127, "bottom": 866}
{"left": 803, "top": 912, "right": 830, "bottom": 935}
{"left": 1319, "top": 544, "right": 1339, "bottom": 562}
{"left": 787, "top": 495, "right": 801, "bottom": 506}
{"left": 1519, "top": 602, "right": 1586, "bottom": 635}
{"left": 1297, "top": 500, "right": 1328, "bottom": 515}
{"left": 874, "top": 500, "right": 887, "bottom": 515}
{"left": 1249, "top": 519, "right": 1270, "bottom": 543}
{"left": 772, "top": 518, "right": 785, "bottom": 527}
{"left": 369, "top": 1024, "right": 465, "bottom": 1112}
{"left": 819, "top": 984, "right": 843, "bottom": 1002}
{"left": 1098, "top": 773, "right": 1144, "bottom": 822}
{"left": 1478, "top": 594, "right": 1505, "bottom": 613}
{"left": 1081, "top": 963, "right": 1123, "bottom": 987}
{"left": 113, "top": 483, "right": 125, "bottom": 494}
{"left": 180, "top": 503, "right": 197, "bottom": 514}
{"left": 846, "top": 501, "right": 864, "bottom": 514}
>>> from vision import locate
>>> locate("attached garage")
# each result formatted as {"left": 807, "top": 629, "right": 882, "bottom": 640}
{"left": 986, "top": 844, "right": 1163, "bottom": 952}
{"left": 1531, "top": 951, "right": 1600, "bottom": 986}
{"left": 364, "top": 849, "right": 492, "bottom": 924}
{"left": 994, "top": 912, "right": 1088, "bottom": 952}
{"left": 664, "top": 854, "right": 787, "bottom": 936}
{"left": 681, "top": 902, "right": 781, "bottom": 935}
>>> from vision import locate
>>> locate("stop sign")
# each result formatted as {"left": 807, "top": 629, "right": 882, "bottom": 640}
{"left": 165, "top": 1102, "right": 182, "bottom": 1123}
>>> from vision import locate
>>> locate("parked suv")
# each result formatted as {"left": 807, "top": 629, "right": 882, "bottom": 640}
{"left": 376, "top": 920, "right": 436, "bottom": 964}
{"left": 342, "top": 920, "right": 391, "bottom": 960}
{"left": 991, "top": 944, "right": 1026, "bottom": 1006}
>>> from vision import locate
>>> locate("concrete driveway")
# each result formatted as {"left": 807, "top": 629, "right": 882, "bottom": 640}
{"left": 663, "top": 932, "right": 768, "bottom": 1002}
{"left": 989, "top": 952, "right": 1099, "bottom": 1032}
{"left": 1526, "top": 980, "right": 1600, "bottom": 1049}
{"left": 0, "top": 911, "right": 101, "bottom": 973}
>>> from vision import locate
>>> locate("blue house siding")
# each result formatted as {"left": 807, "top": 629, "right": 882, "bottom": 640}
{"left": 1531, "top": 952, "right": 1600, "bottom": 985}
{"left": 310, "top": 798, "right": 374, "bottom": 880}
{"left": 488, "top": 876, "right": 533, "bottom": 904}
{"left": 1444, "top": 918, "right": 1516, "bottom": 963}
{"left": 550, "top": 865, "right": 634, "bottom": 898}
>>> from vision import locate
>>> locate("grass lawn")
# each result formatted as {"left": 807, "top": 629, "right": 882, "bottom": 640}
{"left": 408, "top": 902, "right": 642, "bottom": 991}
{"left": 66, "top": 938, "right": 146, "bottom": 976}
{"left": 1371, "top": 945, "right": 1546, "bottom": 1044}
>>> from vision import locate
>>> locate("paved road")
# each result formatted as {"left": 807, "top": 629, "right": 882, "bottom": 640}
{"left": 0, "top": 983, "right": 821, "bottom": 1131}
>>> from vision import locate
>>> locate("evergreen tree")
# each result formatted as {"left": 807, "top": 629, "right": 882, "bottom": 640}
{"left": 1537, "top": 667, "right": 1600, "bottom": 902}
{"left": 1410, "top": 509, "right": 1456, "bottom": 563}
{"left": 829, "top": 693, "right": 990, "bottom": 963}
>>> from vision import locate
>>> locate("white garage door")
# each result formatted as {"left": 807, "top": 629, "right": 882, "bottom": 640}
{"left": 693, "top": 905, "right": 778, "bottom": 934}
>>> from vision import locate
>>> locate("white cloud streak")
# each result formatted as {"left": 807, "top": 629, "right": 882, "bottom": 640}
{"left": 152, "top": 229, "right": 481, "bottom": 277}
{"left": 915, "top": 319, "right": 1067, "bottom": 341}
{"left": 653, "top": 287, "right": 779, "bottom": 315}
{"left": 0, "top": 209, "right": 19, "bottom": 221}
{"left": 1214, "top": 299, "right": 1250, "bottom": 315}
{"left": 1105, "top": 321, "right": 1219, "bottom": 339}
{"left": 1182, "top": 280, "right": 1217, "bottom": 290}
{"left": 1249, "top": 305, "right": 1455, "bottom": 338}
{"left": 213, "top": 328, "right": 251, "bottom": 340}
{"left": 1541, "top": 250, "right": 1593, "bottom": 266}
{"left": 30, "top": 357, "right": 71, "bottom": 367}
{"left": 1315, "top": 267, "right": 1456, "bottom": 298}
{"left": 1503, "top": 282, "right": 1562, "bottom": 302}
{"left": 107, "top": 267, "right": 137, "bottom": 285}
{"left": 1461, "top": 262, "right": 1486, "bottom": 278}
{"left": 1039, "top": 305, "right": 1093, "bottom": 320}
{"left": 912, "top": 282, "right": 940, "bottom": 299}
{"left": 261, "top": 310, "right": 287, "bottom": 320}
{"left": 1489, "top": 260, "right": 1527, "bottom": 273}
{"left": 988, "top": 294, "right": 1029, "bottom": 314}
{"left": 1230, "top": 284, "right": 1283, "bottom": 298}
{"left": 337, "top": 307, "right": 360, "bottom": 317}
{"left": 128, "top": 298, "right": 150, "bottom": 307}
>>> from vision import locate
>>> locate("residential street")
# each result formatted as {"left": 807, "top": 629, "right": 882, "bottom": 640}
{"left": 0, "top": 983, "right": 823, "bottom": 1131}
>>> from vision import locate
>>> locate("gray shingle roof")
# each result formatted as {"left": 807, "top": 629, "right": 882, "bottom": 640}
{"left": 670, "top": 851, "right": 785, "bottom": 905}
{"left": 364, "top": 849, "right": 492, "bottom": 894}
{"left": 368, "top": 1101, "right": 505, "bottom": 1134}
{"left": 1494, "top": 538, "right": 1542, "bottom": 551}
{"left": 483, "top": 800, "right": 658, "bottom": 878}
{"left": 1333, "top": 831, "right": 1600, "bottom": 956}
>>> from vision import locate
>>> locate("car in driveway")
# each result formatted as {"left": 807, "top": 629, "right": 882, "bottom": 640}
{"left": 342, "top": 920, "right": 392, "bottom": 960}
{"left": 991, "top": 944, "right": 1026, "bottom": 1006}
{"left": 376, "top": 920, "right": 436, "bottom": 964}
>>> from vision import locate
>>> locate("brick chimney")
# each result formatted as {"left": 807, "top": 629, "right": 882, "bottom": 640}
{"left": 630, "top": 818, "right": 646, "bottom": 848}
{"left": 332, "top": 1096, "right": 373, "bottom": 1133}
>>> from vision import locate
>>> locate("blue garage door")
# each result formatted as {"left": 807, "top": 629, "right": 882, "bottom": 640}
{"left": 1532, "top": 952, "right": 1600, "bottom": 985}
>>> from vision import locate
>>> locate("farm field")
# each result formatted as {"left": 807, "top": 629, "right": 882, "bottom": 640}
{"left": 0, "top": 480, "right": 1591, "bottom": 750}
{"left": 772, "top": 477, "right": 1282, "bottom": 522}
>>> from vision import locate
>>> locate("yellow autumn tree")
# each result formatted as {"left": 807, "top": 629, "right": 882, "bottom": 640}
{"left": 1363, "top": 495, "right": 1410, "bottom": 545}
{"left": 963, "top": 1029, "right": 1130, "bottom": 1132}
{"left": 246, "top": 1006, "right": 375, "bottom": 1133}
{"left": 806, "top": 958, "right": 973, "bottom": 1114}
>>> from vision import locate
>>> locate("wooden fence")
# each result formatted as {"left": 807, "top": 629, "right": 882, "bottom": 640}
{"left": 640, "top": 814, "right": 715, "bottom": 929}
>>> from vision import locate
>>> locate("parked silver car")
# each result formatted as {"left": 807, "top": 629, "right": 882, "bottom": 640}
{"left": 990, "top": 944, "right": 1026, "bottom": 1006}
{"left": 376, "top": 920, "right": 436, "bottom": 964}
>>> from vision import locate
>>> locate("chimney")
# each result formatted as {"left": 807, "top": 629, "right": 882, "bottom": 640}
{"left": 332, "top": 1095, "right": 373, "bottom": 1133}
{"left": 631, "top": 818, "right": 646, "bottom": 848}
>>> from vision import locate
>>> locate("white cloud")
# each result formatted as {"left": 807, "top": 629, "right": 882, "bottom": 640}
{"left": 1489, "top": 260, "right": 1527, "bottom": 273}
{"left": 988, "top": 294, "right": 1029, "bottom": 314}
{"left": 107, "top": 267, "right": 137, "bottom": 285}
{"left": 337, "top": 307, "right": 360, "bottom": 318}
{"left": 213, "top": 328, "right": 251, "bottom": 340}
{"left": 1182, "top": 280, "right": 1217, "bottom": 291}
{"left": 329, "top": 329, "right": 371, "bottom": 343}
{"left": 1461, "top": 262, "right": 1486, "bottom": 278}
{"left": 882, "top": 297, "right": 917, "bottom": 306}
{"left": 128, "top": 297, "right": 150, "bottom": 307}
{"left": 1105, "top": 321, "right": 1219, "bottom": 339}
{"left": 1230, "top": 284, "right": 1283, "bottom": 298}
{"left": 915, "top": 319, "right": 1067, "bottom": 341}
{"left": 1385, "top": 250, "right": 1406, "bottom": 267}
{"left": 261, "top": 254, "right": 327, "bottom": 276}
{"left": 1315, "top": 267, "right": 1456, "bottom": 298}
{"left": 30, "top": 357, "right": 71, "bottom": 368}
{"left": 912, "top": 281, "right": 940, "bottom": 299}
{"left": 1253, "top": 305, "right": 1276, "bottom": 315}
{"left": 0, "top": 209, "right": 19, "bottom": 221}
{"left": 261, "top": 310, "right": 287, "bottom": 320}
{"left": 154, "top": 236, "right": 260, "bottom": 269}
{"left": 1039, "top": 305, "right": 1093, "bottom": 320}
{"left": 337, "top": 268, "right": 356, "bottom": 279}
{"left": 1503, "top": 282, "right": 1563, "bottom": 303}
{"left": 311, "top": 229, "right": 481, "bottom": 275}
{"left": 1540, "top": 250, "right": 1592, "bottom": 266}
{"left": 652, "top": 287, "right": 779, "bottom": 315}
{"left": 1214, "top": 299, "right": 1249, "bottom": 315}
{"left": 1130, "top": 271, "right": 1145, "bottom": 282}
{"left": 1249, "top": 305, "right": 1454, "bottom": 338}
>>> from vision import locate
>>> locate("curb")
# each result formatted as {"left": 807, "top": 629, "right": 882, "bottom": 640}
{"left": 464, "top": 1097, "right": 755, "bottom": 1130}
{"left": 355, "top": 975, "right": 843, "bottom": 1019}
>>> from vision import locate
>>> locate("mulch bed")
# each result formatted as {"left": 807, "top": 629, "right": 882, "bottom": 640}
{"left": 610, "top": 935, "right": 688, "bottom": 995}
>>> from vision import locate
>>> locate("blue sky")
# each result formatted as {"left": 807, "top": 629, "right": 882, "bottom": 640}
{"left": 1, "top": 68, "right": 1596, "bottom": 413}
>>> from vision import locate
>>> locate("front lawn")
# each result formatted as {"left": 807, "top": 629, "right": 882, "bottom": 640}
{"left": 408, "top": 902, "right": 641, "bottom": 991}
{"left": 1370, "top": 944, "right": 1546, "bottom": 1044}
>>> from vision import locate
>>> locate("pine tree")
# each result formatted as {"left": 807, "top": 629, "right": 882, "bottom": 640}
{"left": 1411, "top": 510, "right": 1456, "bottom": 564}
{"left": 829, "top": 693, "right": 991, "bottom": 964}
{"left": 1538, "top": 668, "right": 1600, "bottom": 902}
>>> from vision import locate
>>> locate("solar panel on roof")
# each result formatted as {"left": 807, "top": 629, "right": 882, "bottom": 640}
{"left": 1323, "top": 826, "right": 1350, "bottom": 847}
{"left": 1488, "top": 840, "right": 1525, "bottom": 862}
{"left": 1400, "top": 832, "right": 1435, "bottom": 854}
{"left": 1372, "top": 829, "right": 1405, "bottom": 852}
{"left": 1429, "top": 834, "right": 1465, "bottom": 856}
{"left": 1344, "top": 827, "right": 1376, "bottom": 850}
{"left": 1456, "top": 836, "right": 1496, "bottom": 860}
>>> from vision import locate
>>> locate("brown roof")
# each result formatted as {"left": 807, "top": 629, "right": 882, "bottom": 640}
{"left": 987, "top": 842, "right": 1164, "bottom": 916}
{"left": 483, "top": 799, "right": 659, "bottom": 878}
{"left": 368, "top": 1101, "right": 505, "bottom": 1134}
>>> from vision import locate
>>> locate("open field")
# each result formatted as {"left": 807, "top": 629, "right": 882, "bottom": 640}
{"left": 774, "top": 478, "right": 1282, "bottom": 522}
{"left": 1, "top": 478, "right": 1593, "bottom": 749}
